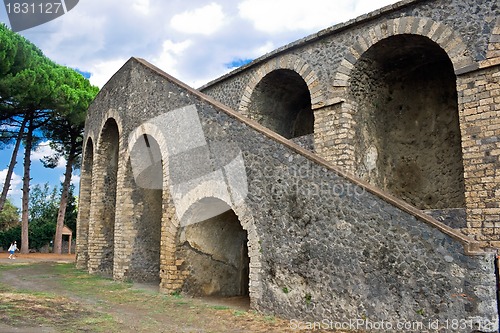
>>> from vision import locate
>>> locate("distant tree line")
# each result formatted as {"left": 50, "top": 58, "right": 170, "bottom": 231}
{"left": 0, "top": 23, "right": 98, "bottom": 253}
{"left": 0, "top": 183, "right": 77, "bottom": 251}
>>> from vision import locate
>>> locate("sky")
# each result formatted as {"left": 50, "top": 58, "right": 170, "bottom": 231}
{"left": 0, "top": 0, "right": 399, "bottom": 208}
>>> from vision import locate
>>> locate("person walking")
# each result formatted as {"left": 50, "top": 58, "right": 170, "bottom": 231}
{"left": 8, "top": 241, "right": 18, "bottom": 259}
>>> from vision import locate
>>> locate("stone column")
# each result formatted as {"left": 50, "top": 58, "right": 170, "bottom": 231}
{"left": 457, "top": 64, "right": 500, "bottom": 246}
{"left": 313, "top": 98, "right": 356, "bottom": 174}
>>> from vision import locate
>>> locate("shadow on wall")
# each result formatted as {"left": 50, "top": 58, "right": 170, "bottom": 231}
{"left": 177, "top": 207, "right": 249, "bottom": 297}
{"left": 349, "top": 34, "right": 465, "bottom": 210}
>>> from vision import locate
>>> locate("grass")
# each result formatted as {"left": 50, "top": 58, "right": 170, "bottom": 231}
{"left": 0, "top": 263, "right": 181, "bottom": 332}
{"left": 0, "top": 262, "right": 348, "bottom": 333}
{"left": 0, "top": 289, "right": 118, "bottom": 332}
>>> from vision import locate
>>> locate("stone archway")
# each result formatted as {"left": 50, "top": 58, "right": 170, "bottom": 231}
{"left": 349, "top": 34, "right": 465, "bottom": 210}
{"left": 244, "top": 69, "right": 313, "bottom": 139}
{"left": 177, "top": 198, "right": 250, "bottom": 298}
{"left": 88, "top": 118, "right": 119, "bottom": 275}
{"left": 76, "top": 137, "right": 94, "bottom": 269}
{"left": 122, "top": 133, "right": 163, "bottom": 282}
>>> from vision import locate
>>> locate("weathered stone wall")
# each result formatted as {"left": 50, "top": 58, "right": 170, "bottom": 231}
{"left": 75, "top": 139, "right": 93, "bottom": 269}
{"left": 348, "top": 36, "right": 465, "bottom": 210}
{"left": 87, "top": 119, "right": 119, "bottom": 276}
{"left": 77, "top": 0, "right": 500, "bottom": 329}
{"left": 199, "top": 0, "right": 499, "bottom": 240}
{"left": 178, "top": 209, "right": 249, "bottom": 297}
{"left": 200, "top": 0, "right": 495, "bottom": 106}
{"left": 80, "top": 58, "right": 498, "bottom": 331}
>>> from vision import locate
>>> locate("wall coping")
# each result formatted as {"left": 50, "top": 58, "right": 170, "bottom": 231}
{"left": 199, "top": 0, "right": 428, "bottom": 90}
{"left": 128, "top": 57, "right": 485, "bottom": 256}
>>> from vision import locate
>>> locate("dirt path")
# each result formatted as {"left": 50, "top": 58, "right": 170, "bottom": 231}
{"left": 0, "top": 254, "right": 346, "bottom": 333}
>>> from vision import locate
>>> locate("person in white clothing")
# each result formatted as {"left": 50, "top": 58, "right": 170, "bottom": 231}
{"left": 8, "top": 241, "right": 18, "bottom": 259}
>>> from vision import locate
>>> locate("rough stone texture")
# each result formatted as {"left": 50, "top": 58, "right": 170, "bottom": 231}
{"left": 199, "top": 0, "right": 499, "bottom": 242}
{"left": 349, "top": 36, "right": 465, "bottom": 210}
{"left": 178, "top": 209, "right": 249, "bottom": 297}
{"left": 423, "top": 208, "right": 467, "bottom": 229}
{"left": 77, "top": 0, "right": 500, "bottom": 330}
{"left": 87, "top": 119, "right": 118, "bottom": 276}
{"left": 79, "top": 58, "right": 498, "bottom": 331}
{"left": 75, "top": 139, "right": 93, "bottom": 269}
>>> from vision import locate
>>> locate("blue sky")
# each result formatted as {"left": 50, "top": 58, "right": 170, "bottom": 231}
{"left": 0, "top": 139, "right": 79, "bottom": 208}
{"left": 0, "top": 0, "right": 399, "bottom": 208}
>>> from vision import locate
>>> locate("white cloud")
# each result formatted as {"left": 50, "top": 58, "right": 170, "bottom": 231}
{"left": 4, "top": 0, "right": 400, "bottom": 91}
{"left": 152, "top": 39, "right": 193, "bottom": 80}
{"left": 88, "top": 58, "right": 128, "bottom": 88}
{"left": 252, "top": 41, "right": 276, "bottom": 58}
{"left": 41, "top": 9, "right": 107, "bottom": 63}
{"left": 0, "top": 169, "right": 22, "bottom": 198}
{"left": 133, "top": 0, "right": 150, "bottom": 15}
{"left": 238, "top": 0, "right": 350, "bottom": 33}
{"left": 238, "top": 0, "right": 398, "bottom": 33}
{"left": 32, "top": 141, "right": 66, "bottom": 168}
{"left": 170, "top": 3, "right": 227, "bottom": 35}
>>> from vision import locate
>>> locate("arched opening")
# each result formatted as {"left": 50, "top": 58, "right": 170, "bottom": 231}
{"left": 127, "top": 134, "right": 163, "bottom": 282}
{"left": 76, "top": 138, "right": 93, "bottom": 269}
{"left": 247, "top": 69, "right": 314, "bottom": 139}
{"left": 90, "top": 119, "right": 119, "bottom": 275}
{"left": 349, "top": 34, "right": 465, "bottom": 210}
{"left": 177, "top": 198, "right": 250, "bottom": 300}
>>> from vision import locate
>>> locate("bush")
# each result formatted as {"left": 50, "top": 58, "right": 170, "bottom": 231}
{"left": 0, "top": 224, "right": 21, "bottom": 250}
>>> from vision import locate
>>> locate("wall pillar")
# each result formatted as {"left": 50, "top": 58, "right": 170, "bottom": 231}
{"left": 313, "top": 98, "right": 356, "bottom": 174}
{"left": 75, "top": 143, "right": 93, "bottom": 269}
{"left": 457, "top": 63, "right": 500, "bottom": 246}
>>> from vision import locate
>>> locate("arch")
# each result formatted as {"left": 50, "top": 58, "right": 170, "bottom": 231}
{"left": 76, "top": 137, "right": 94, "bottom": 269}
{"left": 348, "top": 33, "right": 465, "bottom": 210}
{"left": 127, "top": 105, "right": 249, "bottom": 224}
{"left": 239, "top": 55, "right": 325, "bottom": 141}
{"left": 88, "top": 118, "right": 120, "bottom": 275}
{"left": 239, "top": 55, "right": 325, "bottom": 113}
{"left": 125, "top": 105, "right": 261, "bottom": 304}
{"left": 85, "top": 108, "right": 124, "bottom": 151}
{"left": 176, "top": 196, "right": 257, "bottom": 302}
{"left": 114, "top": 133, "right": 164, "bottom": 282}
{"left": 243, "top": 68, "right": 315, "bottom": 139}
{"left": 334, "top": 17, "right": 475, "bottom": 87}
{"left": 485, "top": 17, "right": 500, "bottom": 61}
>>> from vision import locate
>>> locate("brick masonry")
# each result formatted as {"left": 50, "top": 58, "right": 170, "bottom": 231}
{"left": 78, "top": 57, "right": 498, "bottom": 331}
{"left": 77, "top": 0, "right": 500, "bottom": 331}
{"left": 200, "top": 0, "right": 500, "bottom": 244}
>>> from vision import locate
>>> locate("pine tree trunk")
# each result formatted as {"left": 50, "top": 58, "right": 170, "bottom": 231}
{"left": 53, "top": 147, "right": 75, "bottom": 254}
{"left": 20, "top": 116, "right": 33, "bottom": 254}
{"left": 0, "top": 116, "right": 27, "bottom": 212}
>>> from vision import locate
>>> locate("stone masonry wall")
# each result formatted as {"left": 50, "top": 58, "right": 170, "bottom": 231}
{"left": 81, "top": 58, "right": 499, "bottom": 331}
{"left": 198, "top": 0, "right": 499, "bottom": 240}
{"left": 458, "top": 63, "right": 500, "bottom": 246}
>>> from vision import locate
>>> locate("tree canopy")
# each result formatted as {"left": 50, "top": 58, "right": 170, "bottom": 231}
{"left": 0, "top": 23, "right": 98, "bottom": 252}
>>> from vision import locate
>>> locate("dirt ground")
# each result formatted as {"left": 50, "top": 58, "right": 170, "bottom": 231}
{"left": 0, "top": 252, "right": 76, "bottom": 263}
{"left": 0, "top": 253, "right": 349, "bottom": 333}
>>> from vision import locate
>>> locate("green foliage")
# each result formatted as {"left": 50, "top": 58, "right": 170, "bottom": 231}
{"left": 0, "top": 24, "right": 97, "bottom": 251}
{"left": 29, "top": 183, "right": 58, "bottom": 222}
{"left": 0, "top": 224, "right": 21, "bottom": 250}
{"left": 64, "top": 184, "right": 78, "bottom": 235}
{"left": 28, "top": 183, "right": 58, "bottom": 250}
{"left": 0, "top": 198, "right": 19, "bottom": 230}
